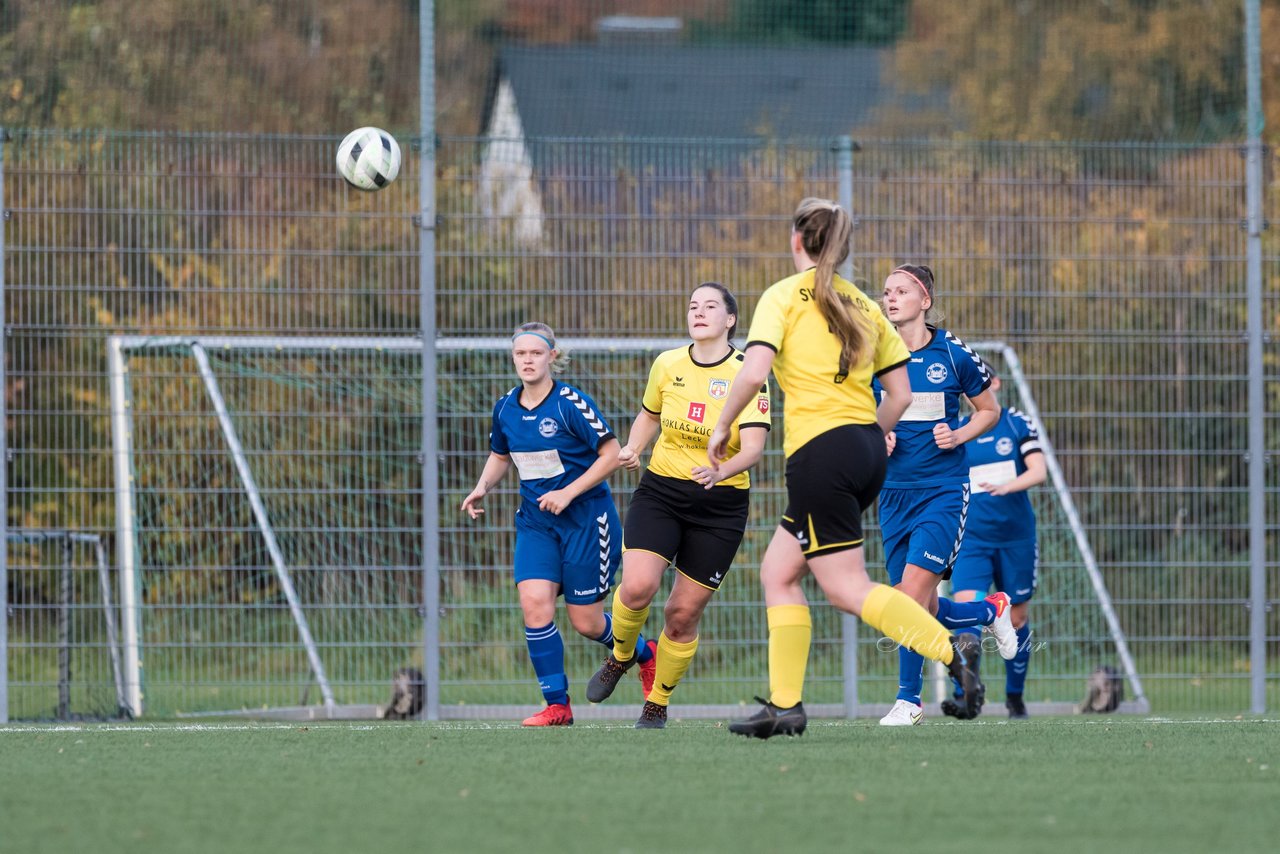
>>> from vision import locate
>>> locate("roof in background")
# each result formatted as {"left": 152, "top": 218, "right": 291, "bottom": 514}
{"left": 485, "top": 43, "right": 901, "bottom": 139}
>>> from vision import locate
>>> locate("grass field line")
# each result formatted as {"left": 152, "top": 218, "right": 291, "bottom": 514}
{"left": 3, "top": 715, "right": 1279, "bottom": 734}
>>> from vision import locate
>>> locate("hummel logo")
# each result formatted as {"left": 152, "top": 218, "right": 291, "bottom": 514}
{"left": 661, "top": 683, "right": 676, "bottom": 692}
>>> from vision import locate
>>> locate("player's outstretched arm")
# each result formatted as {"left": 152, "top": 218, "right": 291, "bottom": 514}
{"left": 462, "top": 453, "right": 513, "bottom": 519}
{"left": 618, "top": 410, "right": 661, "bottom": 471}
{"left": 982, "top": 449, "right": 1047, "bottom": 496}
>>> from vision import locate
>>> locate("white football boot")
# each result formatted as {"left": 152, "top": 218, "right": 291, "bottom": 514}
{"left": 879, "top": 699, "right": 924, "bottom": 726}
{"left": 985, "top": 592, "right": 1019, "bottom": 660}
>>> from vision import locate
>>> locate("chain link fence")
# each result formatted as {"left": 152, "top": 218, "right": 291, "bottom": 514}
{"left": 1, "top": 130, "right": 1277, "bottom": 718}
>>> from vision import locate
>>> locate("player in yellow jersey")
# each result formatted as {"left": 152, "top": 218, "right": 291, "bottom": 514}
{"left": 707, "top": 198, "right": 983, "bottom": 738}
{"left": 585, "top": 282, "right": 771, "bottom": 729}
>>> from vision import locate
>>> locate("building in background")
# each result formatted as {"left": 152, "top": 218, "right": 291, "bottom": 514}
{"left": 479, "top": 19, "right": 924, "bottom": 246}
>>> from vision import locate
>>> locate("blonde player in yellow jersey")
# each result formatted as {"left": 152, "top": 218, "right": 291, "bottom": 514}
{"left": 585, "top": 282, "right": 771, "bottom": 729}
{"left": 707, "top": 198, "right": 982, "bottom": 738}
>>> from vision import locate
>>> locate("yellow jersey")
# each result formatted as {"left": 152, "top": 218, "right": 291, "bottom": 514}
{"left": 642, "top": 345, "right": 772, "bottom": 489}
{"left": 747, "top": 268, "right": 909, "bottom": 457}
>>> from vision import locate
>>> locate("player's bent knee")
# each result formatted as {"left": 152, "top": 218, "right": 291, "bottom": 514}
{"left": 662, "top": 606, "right": 702, "bottom": 642}
{"left": 620, "top": 578, "right": 661, "bottom": 609}
{"left": 565, "top": 611, "right": 604, "bottom": 637}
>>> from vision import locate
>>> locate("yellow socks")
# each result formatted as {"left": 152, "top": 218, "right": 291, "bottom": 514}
{"left": 861, "top": 584, "right": 954, "bottom": 665}
{"left": 767, "top": 604, "right": 812, "bottom": 708}
{"left": 646, "top": 632, "right": 698, "bottom": 706}
{"left": 610, "top": 593, "right": 650, "bottom": 662}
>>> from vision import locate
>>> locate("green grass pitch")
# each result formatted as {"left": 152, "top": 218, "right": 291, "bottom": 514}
{"left": 2, "top": 716, "right": 1276, "bottom": 854}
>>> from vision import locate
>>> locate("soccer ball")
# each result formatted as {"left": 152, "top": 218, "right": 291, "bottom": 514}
{"left": 335, "top": 126, "right": 401, "bottom": 191}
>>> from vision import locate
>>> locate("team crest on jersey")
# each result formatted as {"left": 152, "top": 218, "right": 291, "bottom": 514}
{"left": 757, "top": 396, "right": 769, "bottom": 414}
{"left": 538, "top": 417, "right": 559, "bottom": 438}
{"left": 688, "top": 402, "right": 707, "bottom": 423}
{"left": 926, "top": 363, "right": 948, "bottom": 384}
{"left": 996, "top": 437, "right": 1014, "bottom": 456}
{"left": 708, "top": 378, "right": 729, "bottom": 400}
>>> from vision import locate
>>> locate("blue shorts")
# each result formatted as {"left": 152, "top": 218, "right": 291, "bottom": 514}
{"left": 878, "top": 484, "right": 969, "bottom": 585}
{"left": 513, "top": 492, "right": 621, "bottom": 605}
{"left": 951, "top": 540, "right": 1039, "bottom": 604}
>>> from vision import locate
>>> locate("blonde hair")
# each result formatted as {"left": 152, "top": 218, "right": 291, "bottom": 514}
{"left": 792, "top": 197, "right": 869, "bottom": 375}
{"left": 512, "top": 321, "right": 570, "bottom": 374}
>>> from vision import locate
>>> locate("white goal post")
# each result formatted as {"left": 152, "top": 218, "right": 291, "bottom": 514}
{"left": 108, "top": 334, "right": 1147, "bottom": 719}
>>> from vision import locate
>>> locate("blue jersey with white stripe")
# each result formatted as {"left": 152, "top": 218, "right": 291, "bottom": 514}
{"left": 873, "top": 327, "right": 991, "bottom": 488}
{"left": 489, "top": 381, "right": 616, "bottom": 507}
{"left": 961, "top": 406, "right": 1041, "bottom": 547}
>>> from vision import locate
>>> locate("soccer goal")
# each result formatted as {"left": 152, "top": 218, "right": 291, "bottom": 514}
{"left": 955, "top": 342, "right": 1148, "bottom": 715}
{"left": 108, "top": 335, "right": 429, "bottom": 718}
{"left": 4, "top": 529, "right": 128, "bottom": 720}
{"left": 108, "top": 334, "right": 1146, "bottom": 719}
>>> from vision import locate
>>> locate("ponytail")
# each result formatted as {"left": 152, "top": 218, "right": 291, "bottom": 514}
{"left": 792, "top": 197, "right": 869, "bottom": 375}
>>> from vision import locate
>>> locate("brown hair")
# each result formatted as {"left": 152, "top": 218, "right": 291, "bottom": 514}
{"left": 792, "top": 197, "right": 868, "bottom": 375}
{"left": 692, "top": 281, "right": 739, "bottom": 341}
{"left": 890, "top": 263, "right": 941, "bottom": 323}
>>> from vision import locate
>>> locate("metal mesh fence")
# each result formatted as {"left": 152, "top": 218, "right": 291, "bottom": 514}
{"left": 2, "top": 130, "right": 1278, "bottom": 718}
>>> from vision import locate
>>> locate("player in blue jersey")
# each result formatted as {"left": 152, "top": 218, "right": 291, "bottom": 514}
{"left": 461, "top": 322, "right": 654, "bottom": 727}
{"left": 872, "top": 264, "right": 1018, "bottom": 725}
{"left": 943, "top": 367, "right": 1046, "bottom": 719}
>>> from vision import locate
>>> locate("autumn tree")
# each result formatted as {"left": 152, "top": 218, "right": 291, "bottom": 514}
{"left": 890, "top": 0, "right": 1260, "bottom": 142}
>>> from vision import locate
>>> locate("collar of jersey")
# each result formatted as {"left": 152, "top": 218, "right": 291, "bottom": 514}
{"left": 908, "top": 325, "right": 941, "bottom": 354}
{"left": 687, "top": 343, "right": 737, "bottom": 368}
{"left": 517, "top": 381, "right": 557, "bottom": 411}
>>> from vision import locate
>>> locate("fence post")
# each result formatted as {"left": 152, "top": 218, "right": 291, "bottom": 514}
{"left": 58, "top": 537, "right": 72, "bottom": 720}
{"left": 836, "top": 134, "right": 860, "bottom": 716}
{"left": 420, "top": 0, "right": 442, "bottom": 721}
{"left": 1243, "top": 0, "right": 1267, "bottom": 715}
{"left": 109, "top": 336, "right": 144, "bottom": 717}
{"left": 0, "top": 126, "right": 8, "bottom": 723}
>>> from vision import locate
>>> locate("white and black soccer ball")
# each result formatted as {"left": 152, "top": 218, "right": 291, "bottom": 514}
{"left": 335, "top": 126, "right": 401, "bottom": 191}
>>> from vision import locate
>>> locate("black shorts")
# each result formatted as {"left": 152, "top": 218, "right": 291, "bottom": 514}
{"left": 623, "top": 471, "right": 750, "bottom": 591}
{"left": 781, "top": 423, "right": 886, "bottom": 557}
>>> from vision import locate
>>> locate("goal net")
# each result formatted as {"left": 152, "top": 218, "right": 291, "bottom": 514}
{"left": 109, "top": 335, "right": 1145, "bottom": 718}
{"left": 109, "top": 336, "right": 425, "bottom": 718}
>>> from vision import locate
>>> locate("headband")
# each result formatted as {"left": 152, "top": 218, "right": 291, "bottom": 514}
{"left": 513, "top": 331, "right": 555, "bottom": 349}
{"left": 893, "top": 267, "right": 931, "bottom": 301}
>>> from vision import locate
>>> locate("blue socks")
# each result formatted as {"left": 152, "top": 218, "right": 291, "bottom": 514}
{"left": 528, "top": 614, "right": 656, "bottom": 706}
{"left": 898, "top": 599, "right": 994, "bottom": 705}
{"left": 1006, "top": 623, "right": 1032, "bottom": 695}
{"left": 636, "top": 629, "right": 654, "bottom": 663}
{"left": 896, "top": 645, "right": 925, "bottom": 705}
{"left": 935, "top": 597, "right": 996, "bottom": 629}
{"left": 594, "top": 612, "right": 615, "bottom": 646}
{"left": 525, "top": 622, "right": 568, "bottom": 705}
